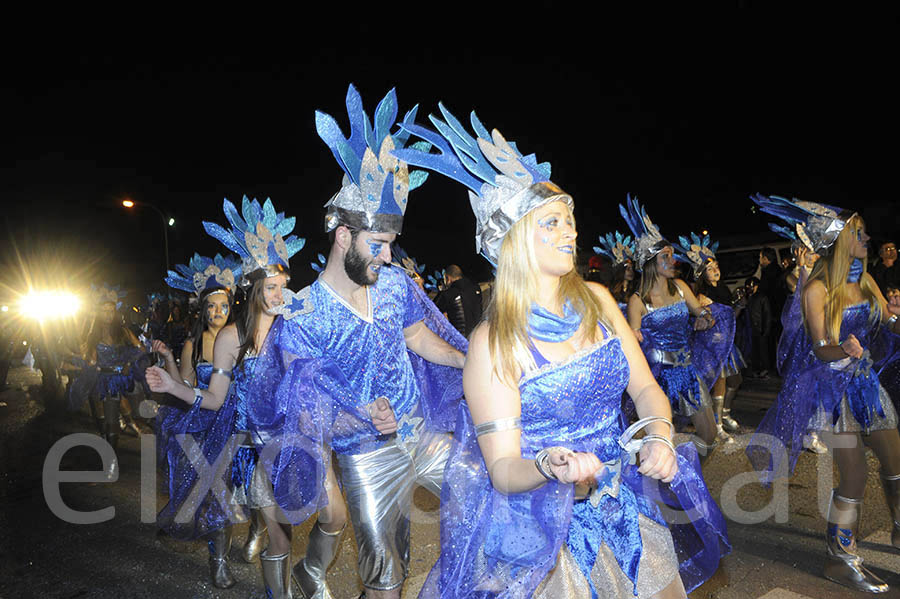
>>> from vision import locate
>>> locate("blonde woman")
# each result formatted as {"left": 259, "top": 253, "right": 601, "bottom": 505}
{"left": 748, "top": 194, "right": 900, "bottom": 593}
{"left": 395, "top": 106, "right": 729, "bottom": 598}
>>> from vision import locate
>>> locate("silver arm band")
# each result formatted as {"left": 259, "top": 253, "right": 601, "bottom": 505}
{"left": 814, "top": 339, "right": 829, "bottom": 348}
{"left": 192, "top": 388, "right": 204, "bottom": 407}
{"left": 475, "top": 416, "right": 521, "bottom": 437}
{"left": 211, "top": 367, "right": 232, "bottom": 379}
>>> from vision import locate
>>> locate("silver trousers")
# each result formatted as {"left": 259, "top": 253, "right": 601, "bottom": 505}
{"left": 336, "top": 429, "right": 451, "bottom": 591}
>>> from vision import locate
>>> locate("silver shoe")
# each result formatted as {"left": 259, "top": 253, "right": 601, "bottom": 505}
{"left": 292, "top": 523, "right": 344, "bottom": 599}
{"left": 261, "top": 549, "right": 292, "bottom": 599}
{"left": 803, "top": 432, "right": 828, "bottom": 455}
{"left": 824, "top": 491, "right": 889, "bottom": 593}
{"left": 207, "top": 526, "right": 237, "bottom": 589}
{"left": 241, "top": 508, "right": 267, "bottom": 563}
{"left": 722, "top": 388, "right": 740, "bottom": 432}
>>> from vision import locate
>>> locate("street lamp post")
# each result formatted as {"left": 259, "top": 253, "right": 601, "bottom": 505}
{"left": 121, "top": 199, "right": 174, "bottom": 274}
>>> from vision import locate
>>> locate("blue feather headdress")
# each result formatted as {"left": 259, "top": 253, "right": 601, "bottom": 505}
{"left": 618, "top": 194, "right": 673, "bottom": 271}
{"left": 165, "top": 253, "right": 242, "bottom": 297}
{"left": 203, "top": 196, "right": 305, "bottom": 285}
{"left": 92, "top": 283, "right": 128, "bottom": 310}
{"left": 750, "top": 193, "right": 855, "bottom": 255}
{"left": 316, "top": 84, "right": 430, "bottom": 234}
{"left": 673, "top": 232, "right": 720, "bottom": 278}
{"left": 391, "top": 103, "right": 572, "bottom": 266}
{"left": 390, "top": 244, "right": 427, "bottom": 280}
{"left": 593, "top": 231, "right": 635, "bottom": 267}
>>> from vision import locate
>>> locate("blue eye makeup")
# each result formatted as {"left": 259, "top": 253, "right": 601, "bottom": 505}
{"left": 537, "top": 217, "right": 558, "bottom": 231}
{"left": 367, "top": 240, "right": 383, "bottom": 257}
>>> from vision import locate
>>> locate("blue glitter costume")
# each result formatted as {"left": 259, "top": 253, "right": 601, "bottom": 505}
{"left": 422, "top": 327, "right": 730, "bottom": 597}
{"left": 639, "top": 298, "right": 711, "bottom": 417}
{"left": 66, "top": 344, "right": 146, "bottom": 411}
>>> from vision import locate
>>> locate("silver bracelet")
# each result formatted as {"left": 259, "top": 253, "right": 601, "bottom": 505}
{"left": 888, "top": 314, "right": 899, "bottom": 327}
{"left": 814, "top": 339, "right": 829, "bottom": 348}
{"left": 192, "top": 388, "right": 204, "bottom": 407}
{"left": 641, "top": 434, "right": 677, "bottom": 457}
{"left": 534, "top": 448, "right": 558, "bottom": 480}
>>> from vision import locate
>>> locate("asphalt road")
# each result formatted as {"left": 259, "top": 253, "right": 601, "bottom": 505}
{"left": 3, "top": 366, "right": 900, "bottom": 598}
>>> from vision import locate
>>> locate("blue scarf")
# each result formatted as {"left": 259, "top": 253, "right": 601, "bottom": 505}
{"left": 848, "top": 259, "right": 863, "bottom": 283}
{"left": 528, "top": 301, "right": 583, "bottom": 342}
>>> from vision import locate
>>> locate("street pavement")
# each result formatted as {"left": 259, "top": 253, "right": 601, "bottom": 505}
{"left": 3, "top": 365, "right": 900, "bottom": 598}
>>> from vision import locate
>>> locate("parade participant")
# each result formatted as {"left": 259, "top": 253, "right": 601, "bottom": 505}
{"left": 747, "top": 193, "right": 900, "bottom": 593}
{"left": 434, "top": 264, "right": 483, "bottom": 338}
{"left": 67, "top": 284, "right": 146, "bottom": 479}
{"left": 674, "top": 233, "right": 743, "bottom": 445}
{"left": 151, "top": 253, "right": 255, "bottom": 588}
{"left": 246, "top": 85, "right": 466, "bottom": 599}
{"left": 594, "top": 230, "right": 637, "bottom": 313}
{"left": 619, "top": 197, "right": 719, "bottom": 457}
{"left": 395, "top": 103, "right": 729, "bottom": 598}
{"left": 145, "top": 196, "right": 316, "bottom": 597}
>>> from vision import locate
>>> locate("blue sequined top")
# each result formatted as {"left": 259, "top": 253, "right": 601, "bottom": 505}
{"left": 233, "top": 356, "right": 258, "bottom": 433}
{"left": 280, "top": 267, "right": 425, "bottom": 454}
{"left": 641, "top": 301, "right": 691, "bottom": 352}
{"left": 195, "top": 362, "right": 212, "bottom": 389}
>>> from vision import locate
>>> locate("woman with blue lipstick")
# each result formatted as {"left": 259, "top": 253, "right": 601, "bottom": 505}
{"left": 395, "top": 104, "right": 729, "bottom": 598}
{"left": 747, "top": 194, "right": 900, "bottom": 594}
{"left": 153, "top": 253, "right": 253, "bottom": 588}
{"left": 621, "top": 196, "right": 719, "bottom": 458}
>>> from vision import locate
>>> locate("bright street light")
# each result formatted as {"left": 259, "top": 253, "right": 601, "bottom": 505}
{"left": 168, "top": 217, "right": 175, "bottom": 226}
{"left": 19, "top": 291, "right": 82, "bottom": 321}
{"left": 122, "top": 199, "right": 135, "bottom": 208}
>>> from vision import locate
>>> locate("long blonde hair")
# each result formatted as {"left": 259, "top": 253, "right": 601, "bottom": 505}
{"left": 487, "top": 203, "right": 611, "bottom": 384}
{"left": 803, "top": 214, "right": 879, "bottom": 342}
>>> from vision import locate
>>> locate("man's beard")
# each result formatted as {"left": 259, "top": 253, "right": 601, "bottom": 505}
{"left": 344, "top": 242, "right": 378, "bottom": 286}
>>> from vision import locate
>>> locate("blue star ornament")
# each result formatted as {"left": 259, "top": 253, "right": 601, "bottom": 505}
{"left": 279, "top": 287, "right": 314, "bottom": 320}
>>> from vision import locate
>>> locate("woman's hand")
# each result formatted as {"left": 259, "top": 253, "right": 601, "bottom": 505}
{"left": 368, "top": 396, "right": 399, "bottom": 435}
{"left": 888, "top": 295, "right": 900, "bottom": 317}
{"left": 841, "top": 334, "right": 864, "bottom": 359}
{"left": 547, "top": 449, "right": 604, "bottom": 484}
{"left": 693, "top": 314, "right": 715, "bottom": 331}
{"left": 638, "top": 439, "right": 678, "bottom": 483}
{"left": 151, "top": 339, "right": 172, "bottom": 360}
{"left": 145, "top": 365, "right": 177, "bottom": 394}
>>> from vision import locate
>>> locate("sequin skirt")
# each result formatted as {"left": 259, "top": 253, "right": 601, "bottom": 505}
{"left": 534, "top": 514, "right": 682, "bottom": 598}
{"left": 230, "top": 439, "right": 276, "bottom": 509}
{"left": 822, "top": 384, "right": 898, "bottom": 435}
{"left": 722, "top": 346, "right": 747, "bottom": 378}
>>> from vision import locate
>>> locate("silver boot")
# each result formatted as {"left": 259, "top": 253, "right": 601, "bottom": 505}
{"left": 880, "top": 473, "right": 900, "bottom": 550}
{"left": 692, "top": 436, "right": 717, "bottom": 463}
{"left": 824, "top": 491, "right": 889, "bottom": 593}
{"left": 292, "top": 523, "right": 344, "bottom": 599}
{"left": 261, "top": 549, "right": 292, "bottom": 599}
{"left": 207, "top": 526, "right": 237, "bottom": 589}
{"left": 721, "top": 387, "right": 740, "bottom": 432}
{"left": 712, "top": 396, "right": 735, "bottom": 446}
{"left": 241, "top": 508, "right": 268, "bottom": 563}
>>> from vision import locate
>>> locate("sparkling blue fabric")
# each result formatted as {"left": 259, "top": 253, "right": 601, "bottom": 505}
{"left": 640, "top": 301, "right": 704, "bottom": 412}
{"left": 155, "top": 358, "right": 252, "bottom": 540}
{"left": 245, "top": 266, "right": 466, "bottom": 525}
{"left": 690, "top": 302, "right": 737, "bottom": 390}
{"left": 528, "top": 301, "right": 583, "bottom": 342}
{"left": 749, "top": 300, "right": 890, "bottom": 481}
{"left": 421, "top": 335, "right": 729, "bottom": 597}
{"left": 65, "top": 344, "right": 146, "bottom": 410}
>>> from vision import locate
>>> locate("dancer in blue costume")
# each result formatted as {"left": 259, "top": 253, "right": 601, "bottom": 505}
{"left": 67, "top": 283, "right": 146, "bottom": 479}
{"left": 594, "top": 231, "right": 636, "bottom": 317}
{"left": 747, "top": 194, "right": 900, "bottom": 593}
{"left": 146, "top": 196, "right": 318, "bottom": 598}
{"left": 619, "top": 197, "right": 719, "bottom": 457}
{"left": 674, "top": 233, "right": 743, "bottom": 447}
{"left": 395, "top": 103, "right": 729, "bottom": 598}
{"left": 246, "top": 85, "right": 465, "bottom": 599}
{"left": 151, "top": 253, "right": 260, "bottom": 588}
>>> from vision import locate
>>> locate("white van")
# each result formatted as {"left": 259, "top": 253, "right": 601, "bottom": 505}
{"left": 716, "top": 241, "right": 792, "bottom": 292}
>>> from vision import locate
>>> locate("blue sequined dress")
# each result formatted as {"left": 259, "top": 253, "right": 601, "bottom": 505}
{"left": 748, "top": 300, "right": 899, "bottom": 481}
{"left": 690, "top": 302, "right": 738, "bottom": 391}
{"left": 155, "top": 356, "right": 257, "bottom": 540}
{"left": 66, "top": 343, "right": 145, "bottom": 411}
{"left": 420, "top": 331, "right": 730, "bottom": 598}
{"left": 639, "top": 301, "right": 712, "bottom": 416}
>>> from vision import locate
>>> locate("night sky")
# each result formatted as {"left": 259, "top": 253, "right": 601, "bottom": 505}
{"left": 3, "top": 12, "right": 897, "bottom": 302}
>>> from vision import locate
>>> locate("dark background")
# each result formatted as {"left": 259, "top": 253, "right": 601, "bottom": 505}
{"left": 3, "top": 10, "right": 897, "bottom": 303}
